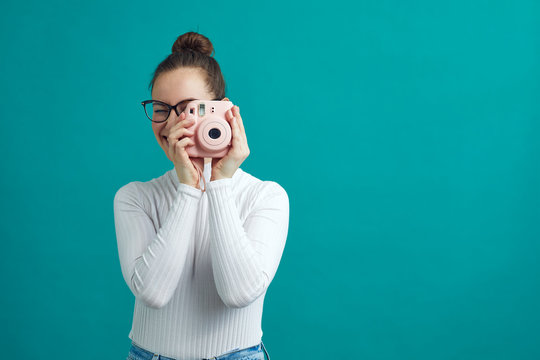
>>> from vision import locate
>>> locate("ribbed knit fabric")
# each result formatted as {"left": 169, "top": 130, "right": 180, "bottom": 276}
{"left": 113, "top": 162, "right": 289, "bottom": 360}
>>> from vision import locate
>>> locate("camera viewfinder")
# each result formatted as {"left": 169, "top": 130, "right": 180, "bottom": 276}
{"left": 199, "top": 103, "right": 206, "bottom": 117}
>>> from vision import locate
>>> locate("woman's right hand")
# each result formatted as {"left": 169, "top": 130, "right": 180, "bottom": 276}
{"left": 166, "top": 112, "right": 204, "bottom": 189}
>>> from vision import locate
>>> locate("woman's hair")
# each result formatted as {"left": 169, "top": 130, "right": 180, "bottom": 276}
{"left": 148, "top": 32, "right": 226, "bottom": 99}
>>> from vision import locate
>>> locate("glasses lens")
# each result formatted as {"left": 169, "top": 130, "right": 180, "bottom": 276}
{"left": 177, "top": 101, "right": 190, "bottom": 114}
{"left": 145, "top": 102, "right": 169, "bottom": 122}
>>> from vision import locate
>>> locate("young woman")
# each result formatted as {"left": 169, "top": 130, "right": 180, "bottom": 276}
{"left": 114, "top": 32, "right": 289, "bottom": 360}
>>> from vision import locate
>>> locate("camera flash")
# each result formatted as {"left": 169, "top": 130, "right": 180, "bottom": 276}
{"left": 199, "top": 103, "right": 206, "bottom": 117}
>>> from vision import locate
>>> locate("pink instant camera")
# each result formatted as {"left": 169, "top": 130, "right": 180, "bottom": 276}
{"left": 183, "top": 100, "right": 234, "bottom": 158}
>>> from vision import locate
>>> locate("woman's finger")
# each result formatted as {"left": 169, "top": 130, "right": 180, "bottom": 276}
{"left": 174, "top": 136, "right": 195, "bottom": 149}
{"left": 168, "top": 133, "right": 193, "bottom": 158}
{"left": 232, "top": 106, "right": 245, "bottom": 134}
{"left": 231, "top": 109, "right": 246, "bottom": 150}
{"left": 226, "top": 108, "right": 234, "bottom": 122}
{"left": 168, "top": 127, "right": 195, "bottom": 141}
{"left": 169, "top": 117, "right": 194, "bottom": 133}
{"left": 174, "top": 137, "right": 195, "bottom": 162}
{"left": 231, "top": 112, "right": 242, "bottom": 146}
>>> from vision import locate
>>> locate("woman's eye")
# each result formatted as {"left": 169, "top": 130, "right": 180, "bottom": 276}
{"left": 155, "top": 110, "right": 167, "bottom": 113}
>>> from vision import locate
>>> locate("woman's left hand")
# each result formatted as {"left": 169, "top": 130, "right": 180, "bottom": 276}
{"left": 211, "top": 103, "right": 250, "bottom": 181}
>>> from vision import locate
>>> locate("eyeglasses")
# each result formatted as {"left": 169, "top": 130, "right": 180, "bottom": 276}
{"left": 141, "top": 98, "right": 221, "bottom": 123}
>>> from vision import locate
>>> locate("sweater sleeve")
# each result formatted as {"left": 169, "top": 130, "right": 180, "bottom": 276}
{"left": 113, "top": 182, "right": 203, "bottom": 309}
{"left": 205, "top": 178, "right": 290, "bottom": 308}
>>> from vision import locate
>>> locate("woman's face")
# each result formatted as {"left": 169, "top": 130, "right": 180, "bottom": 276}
{"left": 151, "top": 67, "right": 220, "bottom": 162}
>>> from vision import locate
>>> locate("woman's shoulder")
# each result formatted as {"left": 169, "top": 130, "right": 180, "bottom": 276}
{"left": 113, "top": 170, "right": 174, "bottom": 210}
{"left": 233, "top": 167, "right": 289, "bottom": 205}
{"left": 114, "top": 166, "right": 288, "bottom": 208}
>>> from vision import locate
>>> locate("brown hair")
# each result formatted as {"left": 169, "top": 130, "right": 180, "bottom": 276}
{"left": 148, "top": 32, "right": 226, "bottom": 99}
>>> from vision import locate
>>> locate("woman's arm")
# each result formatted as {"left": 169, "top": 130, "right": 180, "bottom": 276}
{"left": 205, "top": 178, "right": 290, "bottom": 308}
{"left": 113, "top": 182, "right": 202, "bottom": 309}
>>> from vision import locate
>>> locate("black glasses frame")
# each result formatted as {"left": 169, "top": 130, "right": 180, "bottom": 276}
{"left": 141, "top": 98, "right": 222, "bottom": 123}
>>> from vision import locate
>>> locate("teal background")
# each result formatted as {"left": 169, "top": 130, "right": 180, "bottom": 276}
{"left": 1, "top": 0, "right": 539, "bottom": 359}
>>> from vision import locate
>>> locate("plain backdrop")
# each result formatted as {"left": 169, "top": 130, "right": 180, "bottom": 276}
{"left": 0, "top": 0, "right": 539, "bottom": 359}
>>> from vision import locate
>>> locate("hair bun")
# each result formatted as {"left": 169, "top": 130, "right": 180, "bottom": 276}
{"left": 171, "top": 32, "right": 214, "bottom": 57}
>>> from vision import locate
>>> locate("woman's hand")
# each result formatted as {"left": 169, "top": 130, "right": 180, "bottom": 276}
{"left": 167, "top": 111, "right": 205, "bottom": 189}
{"left": 211, "top": 104, "right": 250, "bottom": 181}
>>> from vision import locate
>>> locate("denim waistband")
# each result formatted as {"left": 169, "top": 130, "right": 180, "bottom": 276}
{"left": 202, "top": 341, "right": 267, "bottom": 360}
{"left": 129, "top": 340, "right": 270, "bottom": 360}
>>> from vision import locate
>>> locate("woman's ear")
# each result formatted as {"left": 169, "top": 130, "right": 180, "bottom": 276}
{"left": 221, "top": 97, "right": 230, "bottom": 101}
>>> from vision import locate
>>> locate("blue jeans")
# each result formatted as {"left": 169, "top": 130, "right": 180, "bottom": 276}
{"left": 127, "top": 340, "right": 270, "bottom": 360}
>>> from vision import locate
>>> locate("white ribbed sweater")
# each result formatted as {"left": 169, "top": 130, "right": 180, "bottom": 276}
{"left": 113, "top": 162, "right": 289, "bottom": 360}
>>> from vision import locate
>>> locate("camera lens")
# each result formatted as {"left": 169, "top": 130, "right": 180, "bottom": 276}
{"left": 208, "top": 128, "right": 221, "bottom": 139}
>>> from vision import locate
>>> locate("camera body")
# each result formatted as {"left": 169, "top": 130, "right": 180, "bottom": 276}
{"left": 183, "top": 100, "right": 234, "bottom": 158}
